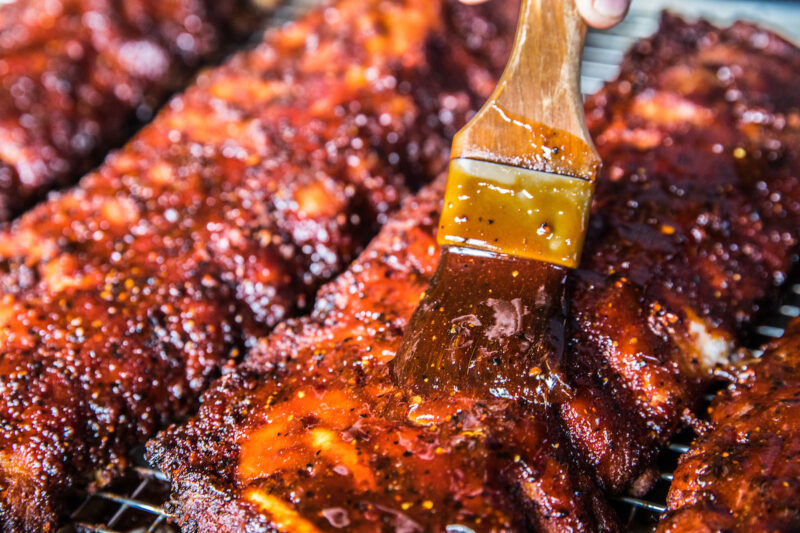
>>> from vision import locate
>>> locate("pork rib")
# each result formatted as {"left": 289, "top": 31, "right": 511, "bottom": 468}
{"left": 148, "top": 14, "right": 800, "bottom": 532}
{"left": 149, "top": 180, "right": 621, "bottom": 532}
{"left": 0, "top": 0, "right": 517, "bottom": 529}
{"left": 0, "top": 0, "right": 266, "bottom": 222}
{"left": 657, "top": 318, "right": 800, "bottom": 532}
{"left": 570, "top": 12, "right": 800, "bottom": 491}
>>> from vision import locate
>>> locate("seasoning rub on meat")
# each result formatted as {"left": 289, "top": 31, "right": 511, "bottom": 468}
{"left": 149, "top": 13, "right": 800, "bottom": 532}
{"left": 0, "top": 0, "right": 518, "bottom": 529}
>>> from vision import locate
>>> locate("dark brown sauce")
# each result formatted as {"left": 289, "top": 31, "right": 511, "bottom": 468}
{"left": 391, "top": 246, "right": 570, "bottom": 401}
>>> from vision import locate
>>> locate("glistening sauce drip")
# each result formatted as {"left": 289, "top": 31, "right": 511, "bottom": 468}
{"left": 475, "top": 106, "right": 599, "bottom": 180}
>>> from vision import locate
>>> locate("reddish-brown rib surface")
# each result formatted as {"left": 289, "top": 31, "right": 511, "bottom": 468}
{"left": 150, "top": 181, "right": 621, "bottom": 533}
{"left": 658, "top": 318, "right": 800, "bottom": 532}
{"left": 148, "top": 13, "right": 800, "bottom": 532}
{"left": 0, "top": 0, "right": 266, "bottom": 222}
{"left": 571, "top": 13, "right": 800, "bottom": 491}
{"left": 0, "top": 0, "right": 518, "bottom": 529}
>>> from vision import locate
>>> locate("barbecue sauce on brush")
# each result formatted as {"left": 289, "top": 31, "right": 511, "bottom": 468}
{"left": 392, "top": 0, "right": 602, "bottom": 402}
{"left": 391, "top": 99, "right": 600, "bottom": 401}
{"left": 440, "top": 155, "right": 594, "bottom": 267}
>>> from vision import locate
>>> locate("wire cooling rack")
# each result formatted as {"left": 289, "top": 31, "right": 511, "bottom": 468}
{"left": 58, "top": 1, "right": 800, "bottom": 532}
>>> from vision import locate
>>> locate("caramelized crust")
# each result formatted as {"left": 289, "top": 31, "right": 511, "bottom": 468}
{"left": 0, "top": 0, "right": 263, "bottom": 222}
{"left": 658, "top": 319, "right": 800, "bottom": 532}
{"left": 149, "top": 14, "right": 800, "bottom": 532}
{"left": 571, "top": 12, "right": 800, "bottom": 491}
{"left": 0, "top": 0, "right": 517, "bottom": 529}
{"left": 150, "top": 182, "right": 620, "bottom": 532}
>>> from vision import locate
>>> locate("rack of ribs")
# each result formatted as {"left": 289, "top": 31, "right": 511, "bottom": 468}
{"left": 0, "top": 0, "right": 269, "bottom": 222}
{"left": 657, "top": 318, "right": 800, "bottom": 532}
{"left": 148, "top": 13, "right": 800, "bottom": 532}
{"left": 0, "top": 0, "right": 519, "bottom": 529}
{"left": 566, "top": 12, "right": 800, "bottom": 493}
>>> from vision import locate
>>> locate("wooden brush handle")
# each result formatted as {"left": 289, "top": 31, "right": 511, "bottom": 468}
{"left": 451, "top": 0, "right": 598, "bottom": 179}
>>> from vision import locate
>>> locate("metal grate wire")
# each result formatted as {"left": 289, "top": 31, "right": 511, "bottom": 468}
{"left": 59, "top": 1, "right": 800, "bottom": 532}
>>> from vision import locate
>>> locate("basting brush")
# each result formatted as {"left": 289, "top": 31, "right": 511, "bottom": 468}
{"left": 391, "top": 0, "right": 600, "bottom": 399}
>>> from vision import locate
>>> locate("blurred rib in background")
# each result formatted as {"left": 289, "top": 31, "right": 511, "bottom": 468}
{"left": 0, "top": 0, "right": 276, "bottom": 222}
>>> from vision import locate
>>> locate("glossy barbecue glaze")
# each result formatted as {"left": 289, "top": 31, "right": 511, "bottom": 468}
{"left": 0, "top": 0, "right": 265, "bottom": 222}
{"left": 0, "top": 0, "right": 519, "bottom": 529}
{"left": 151, "top": 182, "right": 619, "bottom": 532}
{"left": 571, "top": 13, "right": 800, "bottom": 489}
{"left": 658, "top": 318, "right": 800, "bottom": 532}
{"left": 149, "top": 14, "right": 800, "bottom": 532}
{"left": 390, "top": 246, "right": 571, "bottom": 400}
